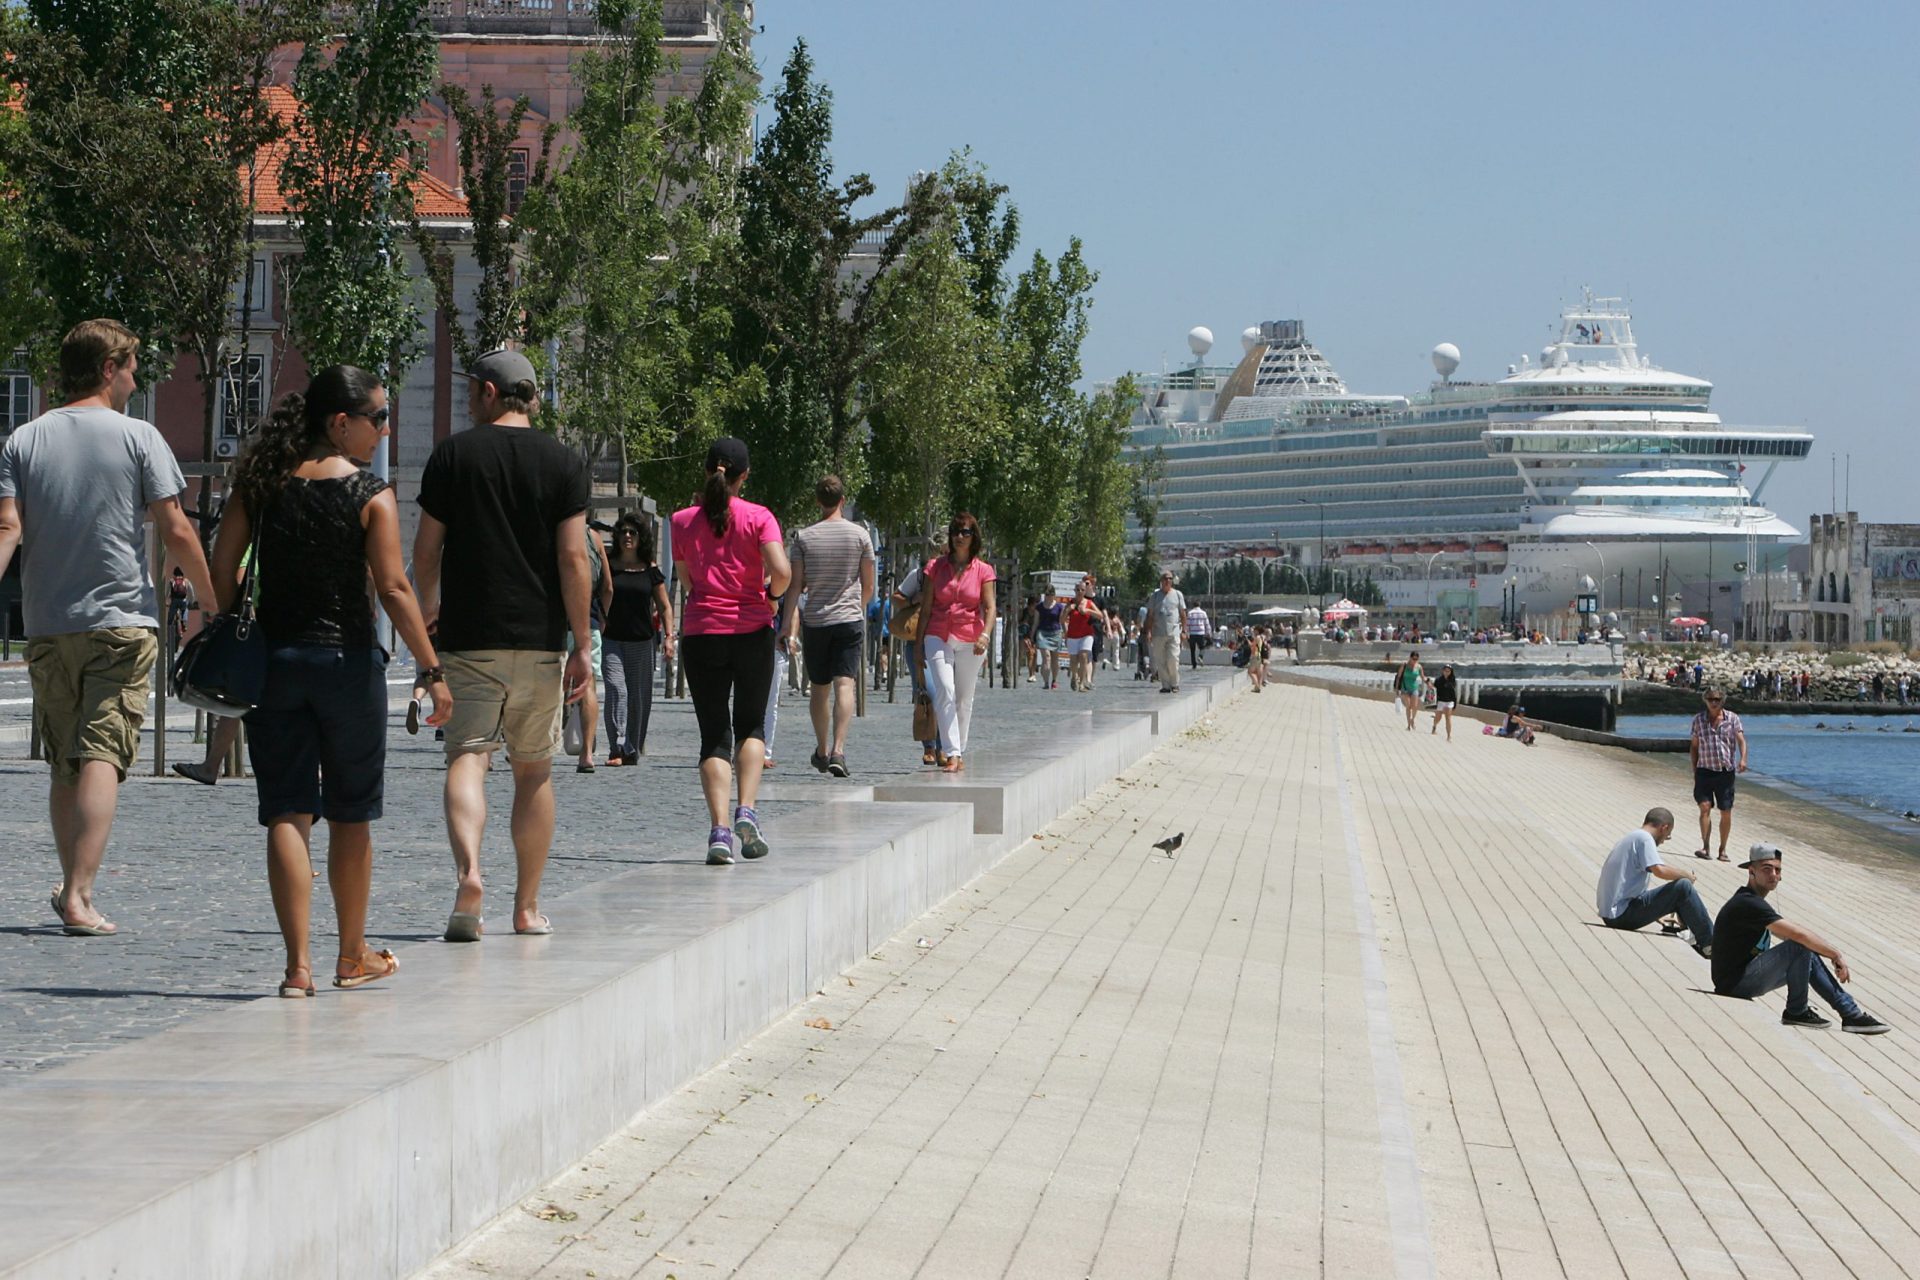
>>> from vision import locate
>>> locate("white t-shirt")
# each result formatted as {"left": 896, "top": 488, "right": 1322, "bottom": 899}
{"left": 1596, "top": 829, "right": 1661, "bottom": 920}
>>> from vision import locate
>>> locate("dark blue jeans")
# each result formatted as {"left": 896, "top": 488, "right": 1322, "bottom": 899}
{"left": 1724, "top": 941, "right": 1860, "bottom": 1017}
{"left": 1604, "top": 878, "right": 1714, "bottom": 944}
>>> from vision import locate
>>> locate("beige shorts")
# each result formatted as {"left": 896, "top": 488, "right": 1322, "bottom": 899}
{"left": 27, "top": 627, "right": 158, "bottom": 783}
{"left": 440, "top": 649, "right": 566, "bottom": 763}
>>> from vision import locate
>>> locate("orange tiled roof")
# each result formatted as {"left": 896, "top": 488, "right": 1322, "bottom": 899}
{"left": 250, "top": 85, "right": 467, "bottom": 219}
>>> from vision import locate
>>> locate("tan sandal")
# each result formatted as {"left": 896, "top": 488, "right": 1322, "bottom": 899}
{"left": 278, "top": 966, "right": 315, "bottom": 999}
{"left": 333, "top": 949, "right": 399, "bottom": 989}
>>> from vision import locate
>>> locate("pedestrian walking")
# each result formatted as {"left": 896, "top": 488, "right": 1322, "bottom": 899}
{"left": 0, "top": 320, "right": 218, "bottom": 936}
{"left": 1143, "top": 570, "right": 1187, "bottom": 693}
{"left": 892, "top": 554, "right": 943, "bottom": 765}
{"left": 1430, "top": 663, "right": 1458, "bottom": 740}
{"left": 1033, "top": 586, "right": 1064, "bottom": 689}
{"left": 568, "top": 522, "right": 613, "bottom": 772}
{"left": 1064, "top": 578, "right": 1101, "bottom": 692}
{"left": 413, "top": 348, "right": 593, "bottom": 940}
{"left": 602, "top": 513, "right": 675, "bottom": 764}
{"left": 211, "top": 366, "right": 451, "bottom": 995}
{"left": 1689, "top": 689, "right": 1747, "bottom": 862}
{"left": 782, "top": 474, "right": 875, "bottom": 778}
{"left": 670, "top": 438, "right": 790, "bottom": 863}
{"left": 1395, "top": 650, "right": 1424, "bottom": 730}
{"left": 763, "top": 608, "right": 788, "bottom": 769}
{"left": 1185, "top": 601, "right": 1211, "bottom": 669}
{"left": 922, "top": 513, "right": 997, "bottom": 771}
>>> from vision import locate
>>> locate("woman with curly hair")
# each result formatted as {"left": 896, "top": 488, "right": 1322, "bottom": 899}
{"left": 602, "top": 511, "right": 675, "bottom": 763}
{"left": 210, "top": 366, "right": 451, "bottom": 997}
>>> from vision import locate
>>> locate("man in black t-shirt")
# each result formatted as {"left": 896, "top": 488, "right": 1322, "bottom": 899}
{"left": 414, "top": 347, "right": 592, "bottom": 942}
{"left": 1710, "top": 844, "right": 1890, "bottom": 1033}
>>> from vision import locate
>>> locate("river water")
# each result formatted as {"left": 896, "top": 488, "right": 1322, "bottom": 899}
{"left": 1616, "top": 712, "right": 1920, "bottom": 819}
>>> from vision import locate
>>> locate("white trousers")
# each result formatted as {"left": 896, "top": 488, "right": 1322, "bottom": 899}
{"left": 924, "top": 635, "right": 983, "bottom": 758}
{"left": 764, "top": 647, "right": 788, "bottom": 758}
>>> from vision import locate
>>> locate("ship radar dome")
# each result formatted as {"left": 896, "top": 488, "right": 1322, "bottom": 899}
{"left": 1187, "top": 326, "right": 1214, "bottom": 359}
{"left": 1431, "top": 342, "right": 1461, "bottom": 379}
{"left": 1240, "top": 326, "right": 1261, "bottom": 354}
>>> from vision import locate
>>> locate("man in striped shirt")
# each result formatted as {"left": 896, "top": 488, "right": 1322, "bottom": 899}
{"left": 1689, "top": 689, "right": 1747, "bottom": 862}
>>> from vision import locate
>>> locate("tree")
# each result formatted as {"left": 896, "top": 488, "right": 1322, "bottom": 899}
{"left": 280, "top": 0, "right": 439, "bottom": 376}
{"left": 412, "top": 83, "right": 556, "bottom": 371}
{"left": 1125, "top": 441, "right": 1165, "bottom": 599}
{"left": 0, "top": 54, "right": 55, "bottom": 368}
{"left": 723, "top": 40, "right": 938, "bottom": 523}
{"left": 525, "top": 0, "right": 756, "bottom": 500}
{"left": 861, "top": 227, "right": 1004, "bottom": 540}
{"left": 1058, "top": 375, "right": 1136, "bottom": 581}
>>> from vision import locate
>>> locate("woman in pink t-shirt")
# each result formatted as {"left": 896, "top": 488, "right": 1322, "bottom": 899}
{"left": 670, "top": 438, "right": 791, "bottom": 864}
{"left": 921, "top": 512, "right": 997, "bottom": 771}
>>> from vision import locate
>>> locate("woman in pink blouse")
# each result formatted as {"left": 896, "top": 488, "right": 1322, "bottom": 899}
{"left": 920, "top": 513, "right": 997, "bottom": 772}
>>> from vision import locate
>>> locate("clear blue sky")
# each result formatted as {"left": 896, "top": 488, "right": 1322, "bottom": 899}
{"left": 756, "top": 0, "right": 1918, "bottom": 525}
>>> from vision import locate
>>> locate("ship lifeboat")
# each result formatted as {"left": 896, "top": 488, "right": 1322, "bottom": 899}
{"left": 1475, "top": 541, "right": 1505, "bottom": 554}
{"left": 1392, "top": 543, "right": 1418, "bottom": 556}
{"left": 1417, "top": 542, "right": 1444, "bottom": 554}
{"left": 1444, "top": 541, "right": 1470, "bottom": 552}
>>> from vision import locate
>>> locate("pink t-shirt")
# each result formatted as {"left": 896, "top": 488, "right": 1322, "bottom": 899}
{"left": 924, "top": 555, "right": 997, "bottom": 644}
{"left": 671, "top": 498, "right": 783, "bottom": 635}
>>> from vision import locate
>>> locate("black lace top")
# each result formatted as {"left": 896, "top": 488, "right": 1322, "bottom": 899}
{"left": 254, "top": 470, "right": 389, "bottom": 649}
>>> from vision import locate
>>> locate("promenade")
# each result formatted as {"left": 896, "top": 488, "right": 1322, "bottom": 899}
{"left": 431, "top": 682, "right": 1920, "bottom": 1280}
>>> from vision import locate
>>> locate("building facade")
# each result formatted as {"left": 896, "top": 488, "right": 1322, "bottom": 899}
{"left": 1790, "top": 513, "right": 1920, "bottom": 647}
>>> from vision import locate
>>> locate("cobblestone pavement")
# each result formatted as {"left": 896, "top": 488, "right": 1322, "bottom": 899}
{"left": 0, "top": 654, "right": 1231, "bottom": 1076}
{"left": 431, "top": 681, "right": 1920, "bottom": 1279}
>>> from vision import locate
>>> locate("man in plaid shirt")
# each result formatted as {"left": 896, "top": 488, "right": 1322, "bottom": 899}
{"left": 1689, "top": 689, "right": 1748, "bottom": 861}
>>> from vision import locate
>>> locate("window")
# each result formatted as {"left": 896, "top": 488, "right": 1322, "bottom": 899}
{"left": 507, "top": 148, "right": 531, "bottom": 214}
{"left": 219, "top": 354, "right": 266, "bottom": 438}
{"left": 2, "top": 351, "right": 32, "bottom": 433}
{"left": 231, "top": 256, "right": 270, "bottom": 319}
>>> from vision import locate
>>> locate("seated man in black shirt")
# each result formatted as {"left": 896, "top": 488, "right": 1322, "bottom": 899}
{"left": 1710, "top": 844, "right": 1890, "bottom": 1033}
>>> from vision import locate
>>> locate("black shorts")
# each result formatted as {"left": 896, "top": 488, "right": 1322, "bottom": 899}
{"left": 1693, "top": 768, "right": 1737, "bottom": 811}
{"left": 802, "top": 621, "right": 863, "bottom": 684}
{"left": 246, "top": 645, "right": 388, "bottom": 826}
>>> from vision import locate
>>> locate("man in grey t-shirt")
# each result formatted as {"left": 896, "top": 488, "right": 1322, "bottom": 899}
{"left": 1141, "top": 569, "right": 1187, "bottom": 693}
{"left": 1596, "top": 806, "right": 1713, "bottom": 956}
{"left": 782, "top": 474, "right": 875, "bottom": 776}
{"left": 0, "top": 320, "right": 217, "bottom": 936}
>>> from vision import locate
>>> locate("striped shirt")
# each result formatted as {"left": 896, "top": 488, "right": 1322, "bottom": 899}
{"left": 1691, "top": 708, "right": 1745, "bottom": 771}
{"left": 791, "top": 517, "right": 875, "bottom": 626}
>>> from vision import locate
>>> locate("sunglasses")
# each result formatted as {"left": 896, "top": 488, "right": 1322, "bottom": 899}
{"left": 354, "top": 406, "right": 391, "bottom": 426}
{"left": 949, "top": 527, "right": 978, "bottom": 539}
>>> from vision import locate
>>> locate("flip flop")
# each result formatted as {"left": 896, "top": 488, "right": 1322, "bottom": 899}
{"left": 444, "top": 911, "right": 484, "bottom": 943}
{"left": 515, "top": 915, "right": 553, "bottom": 936}
{"left": 1716, "top": 851, "right": 1731, "bottom": 862}
{"left": 1693, "top": 849, "right": 1711, "bottom": 860}
{"left": 51, "top": 891, "right": 116, "bottom": 937}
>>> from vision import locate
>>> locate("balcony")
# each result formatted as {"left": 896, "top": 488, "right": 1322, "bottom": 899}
{"left": 426, "top": 0, "right": 741, "bottom": 39}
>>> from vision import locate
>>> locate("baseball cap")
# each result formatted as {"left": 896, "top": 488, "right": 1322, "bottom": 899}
{"left": 705, "top": 436, "right": 750, "bottom": 475}
{"left": 462, "top": 347, "right": 539, "bottom": 400}
{"left": 1739, "top": 843, "right": 1784, "bottom": 868}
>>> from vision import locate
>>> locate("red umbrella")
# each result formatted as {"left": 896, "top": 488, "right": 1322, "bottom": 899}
{"left": 1670, "top": 615, "right": 1708, "bottom": 627}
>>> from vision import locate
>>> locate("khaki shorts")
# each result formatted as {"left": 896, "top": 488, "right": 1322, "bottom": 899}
{"left": 27, "top": 627, "right": 158, "bottom": 783}
{"left": 441, "top": 649, "right": 566, "bottom": 763}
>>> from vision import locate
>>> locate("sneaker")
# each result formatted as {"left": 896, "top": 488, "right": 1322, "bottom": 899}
{"left": 1842, "top": 1013, "right": 1891, "bottom": 1035}
{"left": 1692, "top": 942, "right": 1713, "bottom": 960}
{"left": 810, "top": 750, "right": 830, "bottom": 773}
{"left": 733, "top": 806, "right": 769, "bottom": 860}
{"left": 706, "top": 826, "right": 736, "bottom": 866}
{"left": 827, "top": 753, "right": 849, "bottom": 778}
{"left": 1781, "top": 1007, "right": 1832, "bottom": 1030}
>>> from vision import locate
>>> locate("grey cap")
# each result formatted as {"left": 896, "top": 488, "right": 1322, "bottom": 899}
{"left": 1739, "top": 842, "right": 1784, "bottom": 868}
{"left": 464, "top": 347, "right": 538, "bottom": 399}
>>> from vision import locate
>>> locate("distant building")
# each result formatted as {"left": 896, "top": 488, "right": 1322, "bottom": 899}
{"left": 1784, "top": 513, "right": 1920, "bottom": 646}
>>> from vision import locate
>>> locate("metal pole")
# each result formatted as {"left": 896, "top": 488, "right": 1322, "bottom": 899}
{"left": 152, "top": 526, "right": 167, "bottom": 776}
{"left": 1584, "top": 540, "right": 1606, "bottom": 614}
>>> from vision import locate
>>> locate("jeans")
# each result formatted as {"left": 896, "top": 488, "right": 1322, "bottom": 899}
{"left": 908, "top": 641, "right": 937, "bottom": 750}
{"left": 1724, "top": 941, "right": 1860, "bottom": 1018}
{"left": 602, "top": 637, "right": 657, "bottom": 756}
{"left": 1188, "top": 635, "right": 1205, "bottom": 669}
{"left": 1603, "top": 879, "right": 1713, "bottom": 945}
{"left": 924, "top": 634, "right": 983, "bottom": 757}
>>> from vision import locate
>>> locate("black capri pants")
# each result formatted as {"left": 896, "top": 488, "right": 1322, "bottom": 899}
{"left": 681, "top": 628, "right": 775, "bottom": 762}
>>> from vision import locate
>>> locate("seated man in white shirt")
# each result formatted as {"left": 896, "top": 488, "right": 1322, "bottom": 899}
{"left": 1596, "top": 806, "right": 1714, "bottom": 958}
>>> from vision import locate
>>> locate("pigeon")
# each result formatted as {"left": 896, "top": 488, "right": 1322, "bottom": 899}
{"left": 1152, "top": 832, "right": 1185, "bottom": 855}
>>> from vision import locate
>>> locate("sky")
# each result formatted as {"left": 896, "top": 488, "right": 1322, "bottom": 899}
{"left": 756, "top": 0, "right": 1919, "bottom": 526}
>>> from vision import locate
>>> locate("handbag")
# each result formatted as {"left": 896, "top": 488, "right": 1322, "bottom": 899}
{"left": 911, "top": 692, "right": 936, "bottom": 742}
{"left": 171, "top": 524, "right": 267, "bottom": 715}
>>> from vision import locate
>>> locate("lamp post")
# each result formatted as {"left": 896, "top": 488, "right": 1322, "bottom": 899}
{"left": 1425, "top": 550, "right": 1444, "bottom": 625}
{"left": 1296, "top": 498, "right": 1325, "bottom": 613}
{"left": 1582, "top": 540, "right": 1606, "bottom": 616}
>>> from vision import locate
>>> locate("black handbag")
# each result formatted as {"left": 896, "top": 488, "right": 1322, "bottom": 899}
{"left": 171, "top": 529, "right": 266, "bottom": 715}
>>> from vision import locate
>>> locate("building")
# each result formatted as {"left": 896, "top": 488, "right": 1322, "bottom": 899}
{"left": 1789, "top": 513, "right": 1920, "bottom": 647}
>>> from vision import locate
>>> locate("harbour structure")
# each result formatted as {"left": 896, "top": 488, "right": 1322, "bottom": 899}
{"left": 1116, "top": 293, "right": 1814, "bottom": 629}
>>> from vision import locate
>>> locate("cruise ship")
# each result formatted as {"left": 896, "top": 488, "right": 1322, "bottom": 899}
{"left": 1117, "top": 292, "right": 1812, "bottom": 622}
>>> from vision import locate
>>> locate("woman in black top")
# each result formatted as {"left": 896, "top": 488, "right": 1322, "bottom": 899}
{"left": 602, "top": 512, "right": 676, "bottom": 763}
{"left": 211, "top": 366, "right": 451, "bottom": 998}
{"left": 1430, "top": 663, "right": 1459, "bottom": 741}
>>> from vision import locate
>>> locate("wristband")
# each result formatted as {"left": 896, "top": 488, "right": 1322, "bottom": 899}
{"left": 418, "top": 666, "right": 446, "bottom": 686}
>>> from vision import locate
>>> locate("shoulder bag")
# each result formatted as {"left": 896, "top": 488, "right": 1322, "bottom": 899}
{"left": 172, "top": 520, "right": 268, "bottom": 715}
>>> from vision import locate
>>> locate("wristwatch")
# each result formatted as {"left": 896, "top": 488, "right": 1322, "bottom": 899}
{"left": 418, "top": 665, "right": 446, "bottom": 685}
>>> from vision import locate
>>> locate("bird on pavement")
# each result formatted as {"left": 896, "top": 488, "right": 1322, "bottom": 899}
{"left": 1151, "top": 832, "right": 1184, "bottom": 855}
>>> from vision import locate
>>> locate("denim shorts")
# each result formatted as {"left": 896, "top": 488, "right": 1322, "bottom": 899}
{"left": 245, "top": 645, "right": 388, "bottom": 826}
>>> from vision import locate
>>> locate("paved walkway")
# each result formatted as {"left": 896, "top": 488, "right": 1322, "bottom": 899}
{"left": 429, "top": 683, "right": 1920, "bottom": 1279}
{"left": 0, "top": 656, "right": 1215, "bottom": 1075}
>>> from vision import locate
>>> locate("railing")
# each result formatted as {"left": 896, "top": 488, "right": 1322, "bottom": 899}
{"left": 426, "top": 0, "right": 734, "bottom": 38}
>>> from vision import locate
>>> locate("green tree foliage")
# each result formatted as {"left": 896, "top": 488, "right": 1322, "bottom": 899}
{"left": 0, "top": 56, "right": 55, "bottom": 367}
{"left": 1124, "top": 442, "right": 1165, "bottom": 599}
{"left": 723, "top": 40, "right": 937, "bottom": 523}
{"left": 3, "top": 0, "right": 290, "bottom": 412}
{"left": 1058, "top": 375, "right": 1135, "bottom": 581}
{"left": 525, "top": 0, "right": 756, "bottom": 499}
{"left": 280, "top": 0, "right": 439, "bottom": 375}
{"left": 413, "top": 84, "right": 556, "bottom": 370}
{"left": 861, "top": 227, "right": 1004, "bottom": 539}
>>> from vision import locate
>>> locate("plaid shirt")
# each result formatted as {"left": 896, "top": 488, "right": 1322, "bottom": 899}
{"left": 1691, "top": 708, "right": 1745, "bottom": 771}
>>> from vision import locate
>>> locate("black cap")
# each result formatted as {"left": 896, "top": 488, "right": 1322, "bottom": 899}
{"left": 705, "top": 436, "right": 749, "bottom": 475}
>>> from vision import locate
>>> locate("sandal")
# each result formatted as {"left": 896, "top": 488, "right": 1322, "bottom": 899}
{"left": 1716, "top": 851, "right": 1731, "bottom": 862}
{"left": 279, "top": 967, "right": 315, "bottom": 999}
{"left": 333, "top": 949, "right": 399, "bottom": 989}
{"left": 51, "top": 890, "right": 116, "bottom": 937}
{"left": 1693, "top": 849, "right": 1711, "bottom": 860}
{"left": 922, "top": 749, "right": 937, "bottom": 766}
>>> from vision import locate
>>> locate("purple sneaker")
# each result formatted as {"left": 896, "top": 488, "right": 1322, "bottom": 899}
{"left": 706, "top": 825, "right": 737, "bottom": 866}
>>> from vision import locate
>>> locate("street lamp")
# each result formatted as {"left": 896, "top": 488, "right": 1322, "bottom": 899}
{"left": 1295, "top": 498, "right": 1325, "bottom": 612}
{"left": 1583, "top": 540, "right": 1606, "bottom": 617}
{"left": 1424, "top": 550, "right": 1444, "bottom": 624}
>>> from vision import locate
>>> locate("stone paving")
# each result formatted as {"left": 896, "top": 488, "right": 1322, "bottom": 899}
{"left": 429, "top": 682, "right": 1920, "bottom": 1279}
{"left": 0, "top": 654, "right": 1217, "bottom": 1076}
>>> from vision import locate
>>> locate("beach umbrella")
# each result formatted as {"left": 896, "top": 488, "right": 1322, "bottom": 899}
{"left": 1670, "top": 615, "right": 1708, "bottom": 627}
